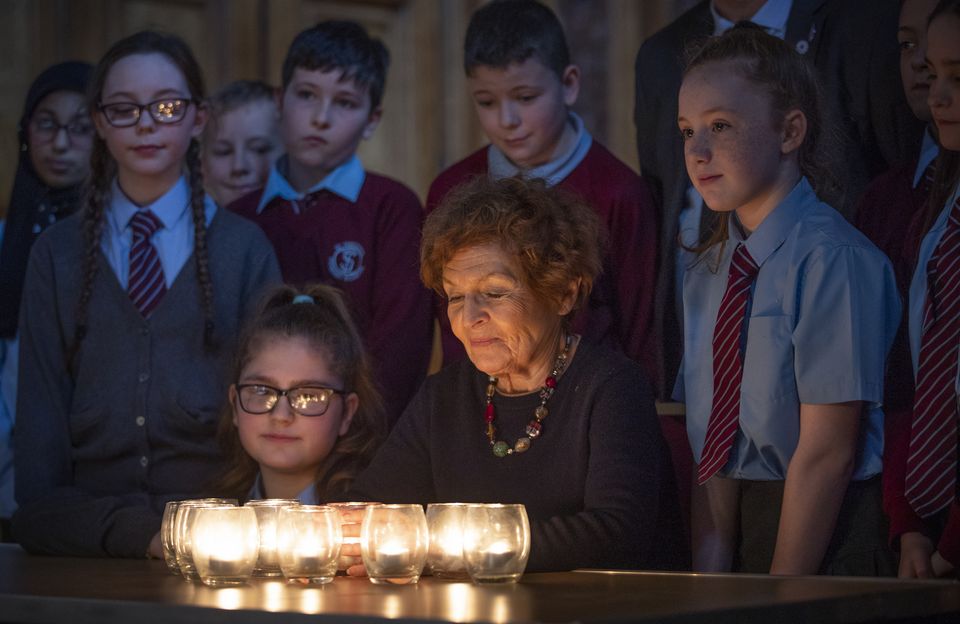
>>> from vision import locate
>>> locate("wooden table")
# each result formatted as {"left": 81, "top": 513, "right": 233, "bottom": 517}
{"left": 0, "top": 544, "right": 957, "bottom": 623}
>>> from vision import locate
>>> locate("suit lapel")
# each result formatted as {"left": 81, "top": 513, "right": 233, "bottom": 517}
{"left": 784, "top": 0, "right": 829, "bottom": 58}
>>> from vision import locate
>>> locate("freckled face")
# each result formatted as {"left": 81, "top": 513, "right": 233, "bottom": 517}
{"left": 203, "top": 99, "right": 282, "bottom": 206}
{"left": 468, "top": 57, "right": 579, "bottom": 169}
{"left": 678, "top": 61, "right": 785, "bottom": 215}
{"left": 231, "top": 336, "right": 356, "bottom": 478}
{"left": 898, "top": 0, "right": 939, "bottom": 122}
{"left": 443, "top": 243, "right": 568, "bottom": 384}
{"left": 927, "top": 12, "right": 960, "bottom": 150}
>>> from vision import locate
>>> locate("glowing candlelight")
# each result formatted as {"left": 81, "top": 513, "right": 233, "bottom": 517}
{"left": 426, "top": 502, "right": 469, "bottom": 579}
{"left": 191, "top": 506, "right": 259, "bottom": 587}
{"left": 246, "top": 499, "right": 299, "bottom": 577}
{"left": 462, "top": 504, "right": 530, "bottom": 584}
{"left": 277, "top": 505, "right": 341, "bottom": 584}
{"left": 361, "top": 504, "right": 428, "bottom": 585}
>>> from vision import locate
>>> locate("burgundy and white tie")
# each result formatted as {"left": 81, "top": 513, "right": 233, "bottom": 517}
{"left": 906, "top": 198, "right": 960, "bottom": 518}
{"left": 127, "top": 210, "right": 166, "bottom": 318}
{"left": 698, "top": 243, "right": 760, "bottom": 484}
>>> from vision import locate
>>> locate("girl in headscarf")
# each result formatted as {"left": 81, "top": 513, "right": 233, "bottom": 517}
{"left": 0, "top": 61, "right": 93, "bottom": 540}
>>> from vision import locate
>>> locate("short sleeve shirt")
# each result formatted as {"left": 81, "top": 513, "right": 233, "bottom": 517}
{"left": 675, "top": 178, "right": 900, "bottom": 481}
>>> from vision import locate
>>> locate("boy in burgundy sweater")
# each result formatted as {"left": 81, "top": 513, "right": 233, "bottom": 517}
{"left": 425, "top": 0, "right": 660, "bottom": 390}
{"left": 229, "top": 21, "right": 432, "bottom": 425}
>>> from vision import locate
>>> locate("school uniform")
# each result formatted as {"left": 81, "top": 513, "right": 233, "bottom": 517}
{"left": 425, "top": 113, "right": 660, "bottom": 388}
{"left": 229, "top": 155, "right": 432, "bottom": 427}
{"left": 675, "top": 178, "right": 900, "bottom": 574}
{"left": 637, "top": 0, "right": 924, "bottom": 404}
{"left": 887, "top": 183, "right": 960, "bottom": 568}
{"left": 248, "top": 474, "right": 319, "bottom": 505}
{"left": 13, "top": 177, "right": 281, "bottom": 557}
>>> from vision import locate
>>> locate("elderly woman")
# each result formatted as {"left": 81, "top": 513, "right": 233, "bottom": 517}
{"left": 348, "top": 176, "right": 684, "bottom": 571}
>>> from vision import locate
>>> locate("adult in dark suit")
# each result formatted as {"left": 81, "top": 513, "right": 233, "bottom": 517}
{"left": 635, "top": 0, "right": 924, "bottom": 402}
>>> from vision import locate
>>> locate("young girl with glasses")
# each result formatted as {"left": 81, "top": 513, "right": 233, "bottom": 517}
{"left": 215, "top": 284, "right": 385, "bottom": 503}
{"left": 12, "top": 31, "right": 280, "bottom": 558}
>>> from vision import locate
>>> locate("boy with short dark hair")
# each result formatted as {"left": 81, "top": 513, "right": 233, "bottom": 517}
{"left": 426, "top": 0, "right": 660, "bottom": 389}
{"left": 230, "top": 21, "right": 432, "bottom": 425}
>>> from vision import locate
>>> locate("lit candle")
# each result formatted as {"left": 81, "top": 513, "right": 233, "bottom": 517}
{"left": 277, "top": 506, "right": 341, "bottom": 584}
{"left": 361, "top": 504, "right": 428, "bottom": 585}
{"left": 426, "top": 502, "right": 469, "bottom": 579}
{"left": 462, "top": 504, "right": 530, "bottom": 584}
{"left": 191, "top": 506, "right": 259, "bottom": 587}
{"left": 247, "top": 499, "right": 299, "bottom": 577}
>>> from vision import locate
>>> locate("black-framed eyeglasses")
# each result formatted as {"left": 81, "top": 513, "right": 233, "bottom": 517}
{"left": 29, "top": 116, "right": 94, "bottom": 142}
{"left": 97, "top": 98, "right": 196, "bottom": 127}
{"left": 236, "top": 383, "right": 346, "bottom": 417}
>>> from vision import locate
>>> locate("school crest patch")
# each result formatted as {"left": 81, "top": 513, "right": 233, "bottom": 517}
{"left": 327, "top": 241, "right": 366, "bottom": 282}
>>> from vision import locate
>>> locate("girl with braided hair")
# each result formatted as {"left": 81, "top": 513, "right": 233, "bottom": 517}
{"left": 12, "top": 31, "right": 280, "bottom": 557}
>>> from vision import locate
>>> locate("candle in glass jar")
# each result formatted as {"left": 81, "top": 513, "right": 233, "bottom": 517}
{"left": 277, "top": 506, "right": 341, "bottom": 584}
{"left": 361, "top": 504, "right": 427, "bottom": 585}
{"left": 246, "top": 499, "right": 299, "bottom": 577}
{"left": 191, "top": 506, "right": 259, "bottom": 587}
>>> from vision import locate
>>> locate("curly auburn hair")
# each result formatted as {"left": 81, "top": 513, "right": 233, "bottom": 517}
{"left": 213, "top": 283, "right": 387, "bottom": 502}
{"left": 420, "top": 175, "right": 603, "bottom": 317}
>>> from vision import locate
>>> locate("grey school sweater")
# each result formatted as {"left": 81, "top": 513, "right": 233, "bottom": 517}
{"left": 12, "top": 208, "right": 280, "bottom": 557}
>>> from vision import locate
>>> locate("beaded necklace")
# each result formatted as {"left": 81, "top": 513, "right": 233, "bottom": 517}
{"left": 484, "top": 334, "right": 573, "bottom": 457}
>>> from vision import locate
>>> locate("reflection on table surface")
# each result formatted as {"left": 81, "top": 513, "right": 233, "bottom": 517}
{"left": 0, "top": 545, "right": 958, "bottom": 624}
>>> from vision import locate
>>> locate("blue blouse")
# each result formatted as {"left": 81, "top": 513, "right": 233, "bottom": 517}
{"left": 674, "top": 178, "right": 900, "bottom": 481}
{"left": 909, "top": 183, "right": 960, "bottom": 379}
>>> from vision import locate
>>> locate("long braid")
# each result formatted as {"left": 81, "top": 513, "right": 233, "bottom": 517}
{"left": 186, "top": 138, "right": 215, "bottom": 349}
{"left": 68, "top": 140, "right": 114, "bottom": 369}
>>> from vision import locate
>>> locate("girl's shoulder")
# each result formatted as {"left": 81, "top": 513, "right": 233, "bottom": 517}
{"left": 30, "top": 211, "right": 87, "bottom": 259}
{"left": 207, "top": 206, "right": 275, "bottom": 252}
{"left": 794, "top": 201, "right": 885, "bottom": 260}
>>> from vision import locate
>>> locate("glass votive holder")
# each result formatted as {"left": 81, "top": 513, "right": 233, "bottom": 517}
{"left": 277, "top": 505, "right": 342, "bottom": 584}
{"left": 173, "top": 498, "right": 238, "bottom": 580}
{"left": 462, "top": 503, "right": 531, "bottom": 584}
{"left": 360, "top": 503, "right": 428, "bottom": 585}
{"left": 426, "top": 503, "right": 469, "bottom": 580}
{"left": 246, "top": 499, "right": 300, "bottom": 577}
{"left": 161, "top": 500, "right": 182, "bottom": 575}
{"left": 191, "top": 505, "right": 259, "bottom": 587}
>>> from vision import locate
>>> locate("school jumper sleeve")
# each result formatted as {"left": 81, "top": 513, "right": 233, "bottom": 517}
{"left": 365, "top": 184, "right": 433, "bottom": 423}
{"left": 14, "top": 236, "right": 159, "bottom": 557}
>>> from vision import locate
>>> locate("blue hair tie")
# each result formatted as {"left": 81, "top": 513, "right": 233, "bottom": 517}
{"left": 292, "top": 294, "right": 315, "bottom": 305}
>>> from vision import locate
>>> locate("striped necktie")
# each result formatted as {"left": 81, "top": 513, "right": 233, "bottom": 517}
{"left": 906, "top": 198, "right": 960, "bottom": 518}
{"left": 127, "top": 209, "right": 166, "bottom": 318}
{"left": 698, "top": 243, "right": 760, "bottom": 484}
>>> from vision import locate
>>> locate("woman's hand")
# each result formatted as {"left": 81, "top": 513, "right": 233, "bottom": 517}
{"left": 898, "top": 532, "right": 934, "bottom": 578}
{"left": 931, "top": 551, "right": 955, "bottom": 578}
{"left": 147, "top": 531, "right": 164, "bottom": 559}
{"left": 337, "top": 509, "right": 367, "bottom": 576}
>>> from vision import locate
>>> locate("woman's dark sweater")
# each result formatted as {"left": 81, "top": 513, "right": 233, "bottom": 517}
{"left": 351, "top": 339, "right": 686, "bottom": 571}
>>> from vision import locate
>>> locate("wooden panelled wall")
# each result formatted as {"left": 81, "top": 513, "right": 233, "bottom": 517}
{"left": 0, "top": 0, "right": 695, "bottom": 216}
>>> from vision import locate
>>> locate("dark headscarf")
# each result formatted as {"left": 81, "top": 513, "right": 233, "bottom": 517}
{"left": 0, "top": 61, "right": 93, "bottom": 338}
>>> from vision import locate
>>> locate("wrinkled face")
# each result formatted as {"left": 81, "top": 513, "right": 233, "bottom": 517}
{"left": 279, "top": 67, "right": 380, "bottom": 191}
{"left": 95, "top": 53, "right": 205, "bottom": 191}
{"left": 898, "top": 0, "right": 939, "bottom": 122}
{"left": 927, "top": 12, "right": 960, "bottom": 150}
{"left": 231, "top": 336, "right": 357, "bottom": 479}
{"left": 203, "top": 99, "right": 282, "bottom": 206}
{"left": 468, "top": 57, "right": 578, "bottom": 169}
{"left": 27, "top": 90, "right": 94, "bottom": 188}
{"left": 443, "top": 242, "right": 572, "bottom": 384}
{"left": 678, "top": 61, "right": 786, "bottom": 216}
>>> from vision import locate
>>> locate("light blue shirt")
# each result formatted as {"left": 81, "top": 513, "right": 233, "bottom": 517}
{"left": 674, "top": 178, "right": 900, "bottom": 481}
{"left": 257, "top": 154, "right": 365, "bottom": 213}
{"left": 249, "top": 473, "right": 320, "bottom": 505}
{"left": 909, "top": 183, "right": 960, "bottom": 379}
{"left": 711, "top": 0, "right": 792, "bottom": 38}
{"left": 0, "top": 219, "right": 14, "bottom": 517}
{"left": 102, "top": 176, "right": 217, "bottom": 289}
{"left": 487, "top": 112, "right": 593, "bottom": 187}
